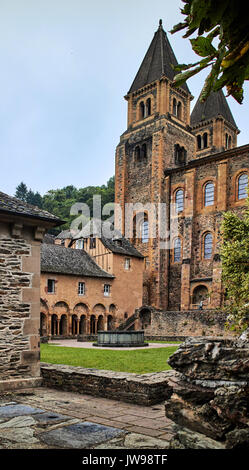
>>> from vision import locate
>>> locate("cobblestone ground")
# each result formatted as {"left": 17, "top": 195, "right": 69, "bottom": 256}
{"left": 0, "top": 387, "right": 175, "bottom": 449}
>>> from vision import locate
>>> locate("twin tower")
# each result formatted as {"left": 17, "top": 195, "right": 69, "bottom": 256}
{"left": 114, "top": 21, "right": 242, "bottom": 311}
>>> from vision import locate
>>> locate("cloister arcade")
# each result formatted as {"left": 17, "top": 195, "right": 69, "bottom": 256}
{"left": 40, "top": 300, "right": 116, "bottom": 337}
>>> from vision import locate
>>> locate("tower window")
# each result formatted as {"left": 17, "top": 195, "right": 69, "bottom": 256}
{"left": 173, "top": 98, "right": 177, "bottom": 116}
{"left": 203, "top": 233, "right": 213, "bottom": 259}
{"left": 141, "top": 143, "right": 147, "bottom": 159}
{"left": 146, "top": 98, "right": 151, "bottom": 116}
{"left": 204, "top": 182, "right": 214, "bottom": 207}
{"left": 197, "top": 135, "right": 202, "bottom": 150}
{"left": 173, "top": 238, "right": 181, "bottom": 262}
{"left": 139, "top": 101, "right": 145, "bottom": 119}
{"left": 175, "top": 144, "right": 186, "bottom": 165}
{"left": 238, "top": 173, "right": 248, "bottom": 200}
{"left": 177, "top": 101, "right": 182, "bottom": 120}
{"left": 225, "top": 133, "right": 232, "bottom": 149}
{"left": 135, "top": 146, "right": 141, "bottom": 161}
{"left": 203, "top": 133, "right": 208, "bottom": 148}
{"left": 175, "top": 189, "right": 184, "bottom": 213}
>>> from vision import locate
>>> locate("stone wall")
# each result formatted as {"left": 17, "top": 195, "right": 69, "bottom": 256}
{"left": 0, "top": 222, "right": 42, "bottom": 391}
{"left": 142, "top": 308, "right": 233, "bottom": 338}
{"left": 40, "top": 363, "right": 173, "bottom": 406}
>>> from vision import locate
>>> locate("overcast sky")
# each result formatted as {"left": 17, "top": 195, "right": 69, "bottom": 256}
{"left": 1, "top": 0, "right": 249, "bottom": 197}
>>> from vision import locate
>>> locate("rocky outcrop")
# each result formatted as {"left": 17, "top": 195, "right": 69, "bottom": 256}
{"left": 165, "top": 334, "right": 249, "bottom": 449}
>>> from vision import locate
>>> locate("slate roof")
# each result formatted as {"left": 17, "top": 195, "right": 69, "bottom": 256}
{"left": 64, "top": 218, "right": 144, "bottom": 259}
{"left": 128, "top": 20, "right": 190, "bottom": 94}
{"left": 0, "top": 191, "right": 63, "bottom": 225}
{"left": 190, "top": 90, "right": 238, "bottom": 128}
{"left": 41, "top": 243, "right": 114, "bottom": 278}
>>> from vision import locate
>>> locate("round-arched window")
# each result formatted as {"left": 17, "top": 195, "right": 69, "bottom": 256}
{"left": 175, "top": 189, "right": 184, "bottom": 213}
{"left": 238, "top": 173, "right": 248, "bottom": 200}
{"left": 203, "top": 233, "right": 213, "bottom": 259}
{"left": 204, "top": 182, "right": 214, "bottom": 207}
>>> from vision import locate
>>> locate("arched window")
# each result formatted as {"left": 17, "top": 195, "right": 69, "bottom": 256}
{"left": 135, "top": 146, "right": 140, "bottom": 161}
{"left": 173, "top": 238, "right": 181, "bottom": 262}
{"left": 175, "top": 189, "right": 184, "bottom": 213}
{"left": 177, "top": 101, "right": 182, "bottom": 120}
{"left": 203, "top": 133, "right": 208, "bottom": 148}
{"left": 141, "top": 221, "right": 149, "bottom": 243}
{"left": 228, "top": 136, "right": 232, "bottom": 148}
{"left": 139, "top": 101, "right": 145, "bottom": 119}
{"left": 175, "top": 144, "right": 186, "bottom": 165}
{"left": 238, "top": 173, "right": 248, "bottom": 200}
{"left": 173, "top": 98, "right": 177, "bottom": 116}
{"left": 204, "top": 182, "right": 214, "bottom": 207}
{"left": 197, "top": 135, "right": 202, "bottom": 150}
{"left": 203, "top": 233, "right": 213, "bottom": 259}
{"left": 141, "top": 143, "right": 147, "bottom": 159}
{"left": 146, "top": 98, "right": 151, "bottom": 116}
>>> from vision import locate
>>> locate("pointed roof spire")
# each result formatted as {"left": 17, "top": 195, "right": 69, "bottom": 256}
{"left": 191, "top": 89, "right": 238, "bottom": 129}
{"left": 128, "top": 21, "right": 190, "bottom": 94}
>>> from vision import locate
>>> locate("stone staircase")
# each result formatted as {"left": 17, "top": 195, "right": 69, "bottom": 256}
{"left": 117, "top": 310, "right": 139, "bottom": 331}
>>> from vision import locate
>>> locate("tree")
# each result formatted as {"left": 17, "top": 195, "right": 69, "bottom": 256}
{"left": 171, "top": 0, "right": 249, "bottom": 103}
{"left": 220, "top": 201, "right": 249, "bottom": 333}
{"left": 15, "top": 182, "right": 28, "bottom": 201}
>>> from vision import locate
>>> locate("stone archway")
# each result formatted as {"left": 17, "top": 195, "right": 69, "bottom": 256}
{"left": 97, "top": 315, "right": 104, "bottom": 331}
{"left": 139, "top": 308, "right": 152, "bottom": 329}
{"left": 59, "top": 314, "right": 67, "bottom": 336}
{"left": 90, "top": 315, "right": 96, "bottom": 334}
{"left": 51, "top": 314, "right": 58, "bottom": 336}
{"left": 192, "top": 285, "right": 209, "bottom": 308}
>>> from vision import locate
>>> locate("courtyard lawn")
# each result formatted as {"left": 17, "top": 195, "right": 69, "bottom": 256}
{"left": 40, "top": 343, "right": 179, "bottom": 374}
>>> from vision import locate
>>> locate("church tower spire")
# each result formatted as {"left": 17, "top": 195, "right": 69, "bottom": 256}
{"left": 191, "top": 89, "right": 240, "bottom": 155}
{"left": 125, "top": 20, "right": 193, "bottom": 129}
{"left": 115, "top": 21, "right": 196, "bottom": 309}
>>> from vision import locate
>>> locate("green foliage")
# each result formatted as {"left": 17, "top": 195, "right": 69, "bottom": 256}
{"left": 14, "top": 177, "right": 115, "bottom": 234}
{"left": 220, "top": 200, "right": 249, "bottom": 332}
{"left": 171, "top": 0, "right": 249, "bottom": 103}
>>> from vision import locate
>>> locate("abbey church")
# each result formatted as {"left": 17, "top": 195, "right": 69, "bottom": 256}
{"left": 115, "top": 20, "right": 249, "bottom": 314}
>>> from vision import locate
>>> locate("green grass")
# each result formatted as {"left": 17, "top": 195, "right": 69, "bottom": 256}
{"left": 40, "top": 343, "right": 179, "bottom": 374}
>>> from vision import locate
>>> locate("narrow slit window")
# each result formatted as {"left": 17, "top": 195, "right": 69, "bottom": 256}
{"left": 47, "top": 279, "right": 55, "bottom": 294}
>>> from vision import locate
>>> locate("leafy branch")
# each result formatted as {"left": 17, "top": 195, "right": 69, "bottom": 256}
{"left": 170, "top": 0, "right": 249, "bottom": 103}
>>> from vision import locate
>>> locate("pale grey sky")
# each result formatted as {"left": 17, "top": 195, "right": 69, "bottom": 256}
{"left": 1, "top": 0, "right": 249, "bottom": 196}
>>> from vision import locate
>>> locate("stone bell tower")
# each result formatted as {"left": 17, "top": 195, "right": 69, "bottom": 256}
{"left": 114, "top": 20, "right": 196, "bottom": 309}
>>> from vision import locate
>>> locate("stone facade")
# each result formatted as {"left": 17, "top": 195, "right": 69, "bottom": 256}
{"left": 114, "top": 21, "right": 249, "bottom": 321}
{"left": 0, "top": 192, "right": 62, "bottom": 391}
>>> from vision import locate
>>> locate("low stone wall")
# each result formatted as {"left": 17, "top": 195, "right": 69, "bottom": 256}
{"left": 40, "top": 363, "right": 174, "bottom": 406}
{"left": 146, "top": 309, "right": 234, "bottom": 338}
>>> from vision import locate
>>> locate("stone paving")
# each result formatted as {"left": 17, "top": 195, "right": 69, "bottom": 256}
{"left": 0, "top": 387, "right": 175, "bottom": 449}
